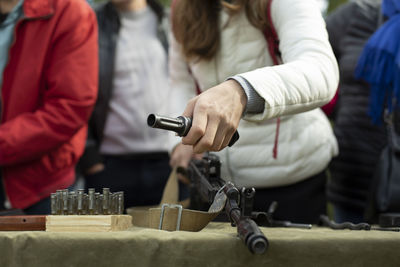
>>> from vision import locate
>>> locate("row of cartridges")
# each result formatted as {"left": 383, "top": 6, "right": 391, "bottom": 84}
{"left": 51, "top": 188, "right": 124, "bottom": 215}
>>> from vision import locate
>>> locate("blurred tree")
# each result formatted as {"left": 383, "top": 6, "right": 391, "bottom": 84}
{"left": 159, "top": 0, "right": 171, "bottom": 6}
{"left": 327, "top": 0, "right": 348, "bottom": 13}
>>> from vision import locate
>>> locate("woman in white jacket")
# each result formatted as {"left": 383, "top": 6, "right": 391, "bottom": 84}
{"left": 169, "top": 0, "right": 339, "bottom": 223}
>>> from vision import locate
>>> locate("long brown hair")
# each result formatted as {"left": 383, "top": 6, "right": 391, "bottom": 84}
{"left": 172, "top": 0, "right": 269, "bottom": 61}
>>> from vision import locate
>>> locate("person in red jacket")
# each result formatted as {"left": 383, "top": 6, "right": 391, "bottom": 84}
{"left": 0, "top": 0, "right": 98, "bottom": 214}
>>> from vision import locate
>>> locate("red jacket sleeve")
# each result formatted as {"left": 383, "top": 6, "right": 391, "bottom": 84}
{"left": 0, "top": 0, "right": 98, "bottom": 166}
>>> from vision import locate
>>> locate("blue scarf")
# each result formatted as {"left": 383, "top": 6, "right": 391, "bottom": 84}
{"left": 355, "top": 0, "right": 400, "bottom": 124}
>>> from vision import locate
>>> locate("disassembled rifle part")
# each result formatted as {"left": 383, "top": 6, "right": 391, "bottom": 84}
{"left": 319, "top": 215, "right": 400, "bottom": 232}
{"left": 188, "top": 154, "right": 269, "bottom": 254}
{"left": 147, "top": 114, "right": 240, "bottom": 147}
{"left": 51, "top": 188, "right": 124, "bottom": 215}
{"left": 258, "top": 201, "right": 312, "bottom": 229}
{"left": 223, "top": 182, "right": 269, "bottom": 254}
{"left": 186, "top": 153, "right": 320, "bottom": 253}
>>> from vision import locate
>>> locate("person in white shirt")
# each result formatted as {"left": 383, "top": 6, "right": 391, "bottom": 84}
{"left": 79, "top": 0, "right": 187, "bottom": 208}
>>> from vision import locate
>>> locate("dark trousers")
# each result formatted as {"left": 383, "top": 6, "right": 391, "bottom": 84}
{"left": 23, "top": 197, "right": 51, "bottom": 215}
{"left": 85, "top": 153, "right": 187, "bottom": 209}
{"left": 252, "top": 170, "right": 327, "bottom": 224}
{"left": 1, "top": 175, "right": 51, "bottom": 215}
{"left": 333, "top": 204, "right": 365, "bottom": 224}
{"left": 0, "top": 176, "right": 6, "bottom": 211}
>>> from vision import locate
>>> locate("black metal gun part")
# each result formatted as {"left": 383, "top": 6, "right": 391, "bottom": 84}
{"left": 319, "top": 215, "right": 400, "bottom": 231}
{"left": 187, "top": 154, "right": 268, "bottom": 254}
{"left": 147, "top": 114, "right": 240, "bottom": 147}
{"left": 319, "top": 215, "right": 371, "bottom": 230}
{"left": 260, "top": 201, "right": 312, "bottom": 229}
{"left": 223, "top": 182, "right": 269, "bottom": 254}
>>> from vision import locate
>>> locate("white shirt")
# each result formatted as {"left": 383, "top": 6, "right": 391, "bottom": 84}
{"left": 101, "top": 7, "right": 173, "bottom": 154}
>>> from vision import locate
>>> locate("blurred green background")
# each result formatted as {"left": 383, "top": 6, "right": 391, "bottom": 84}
{"left": 327, "top": 0, "right": 347, "bottom": 12}
{"left": 159, "top": 0, "right": 170, "bottom": 5}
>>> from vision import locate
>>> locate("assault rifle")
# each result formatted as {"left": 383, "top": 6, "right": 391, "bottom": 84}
{"left": 147, "top": 114, "right": 310, "bottom": 253}
{"left": 187, "top": 153, "right": 314, "bottom": 254}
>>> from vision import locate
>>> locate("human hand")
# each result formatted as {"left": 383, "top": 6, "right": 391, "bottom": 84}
{"left": 170, "top": 143, "right": 202, "bottom": 184}
{"left": 170, "top": 143, "right": 195, "bottom": 169}
{"left": 85, "top": 163, "right": 105, "bottom": 175}
{"left": 182, "top": 79, "right": 246, "bottom": 153}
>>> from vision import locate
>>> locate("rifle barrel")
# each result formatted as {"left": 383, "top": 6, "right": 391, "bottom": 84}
{"left": 224, "top": 183, "right": 268, "bottom": 254}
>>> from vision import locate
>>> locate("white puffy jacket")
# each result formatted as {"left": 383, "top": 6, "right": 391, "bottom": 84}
{"left": 169, "top": 0, "right": 339, "bottom": 188}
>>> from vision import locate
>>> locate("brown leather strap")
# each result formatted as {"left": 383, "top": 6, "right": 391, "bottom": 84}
{"left": 131, "top": 204, "right": 221, "bottom": 231}
{"left": 149, "top": 207, "right": 219, "bottom": 231}
{"left": 159, "top": 168, "right": 180, "bottom": 204}
{"left": 128, "top": 169, "right": 225, "bottom": 231}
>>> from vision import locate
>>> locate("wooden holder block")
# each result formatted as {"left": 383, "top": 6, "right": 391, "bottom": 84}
{"left": 46, "top": 215, "right": 132, "bottom": 232}
{"left": 0, "top": 215, "right": 46, "bottom": 231}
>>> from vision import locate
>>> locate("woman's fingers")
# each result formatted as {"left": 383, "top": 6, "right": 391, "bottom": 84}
{"left": 193, "top": 115, "right": 219, "bottom": 153}
{"left": 182, "top": 97, "right": 206, "bottom": 146}
{"left": 180, "top": 80, "right": 247, "bottom": 152}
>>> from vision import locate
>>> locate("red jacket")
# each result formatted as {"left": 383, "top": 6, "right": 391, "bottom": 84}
{"left": 0, "top": 0, "right": 98, "bottom": 209}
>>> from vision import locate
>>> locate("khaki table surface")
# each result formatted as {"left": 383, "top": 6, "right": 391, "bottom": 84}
{"left": 0, "top": 222, "right": 399, "bottom": 267}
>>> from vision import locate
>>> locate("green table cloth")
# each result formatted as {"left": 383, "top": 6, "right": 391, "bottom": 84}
{"left": 0, "top": 222, "right": 399, "bottom": 267}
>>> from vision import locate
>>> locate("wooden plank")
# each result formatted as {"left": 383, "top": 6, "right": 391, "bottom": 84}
{"left": 46, "top": 215, "right": 132, "bottom": 232}
{"left": 0, "top": 215, "right": 46, "bottom": 231}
